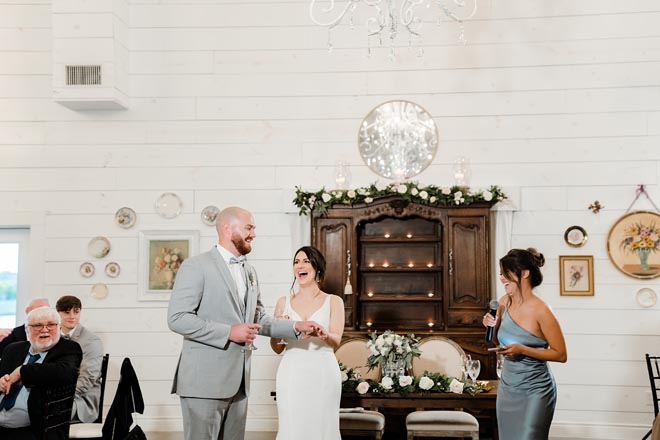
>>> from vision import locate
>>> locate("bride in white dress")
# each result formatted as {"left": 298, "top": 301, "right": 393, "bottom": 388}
{"left": 271, "top": 246, "right": 345, "bottom": 440}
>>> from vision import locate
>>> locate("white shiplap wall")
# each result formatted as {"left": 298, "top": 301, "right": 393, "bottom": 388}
{"left": 2, "top": 0, "right": 660, "bottom": 438}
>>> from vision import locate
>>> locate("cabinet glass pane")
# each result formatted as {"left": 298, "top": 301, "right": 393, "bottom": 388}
{"left": 361, "top": 243, "right": 438, "bottom": 268}
{"left": 360, "top": 302, "right": 442, "bottom": 330}
{"left": 362, "top": 217, "right": 439, "bottom": 238}
{"left": 361, "top": 273, "right": 437, "bottom": 296}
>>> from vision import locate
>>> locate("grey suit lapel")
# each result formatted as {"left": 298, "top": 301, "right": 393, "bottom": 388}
{"left": 209, "top": 248, "right": 246, "bottom": 317}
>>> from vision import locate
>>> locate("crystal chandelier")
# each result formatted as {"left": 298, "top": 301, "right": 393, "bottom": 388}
{"left": 309, "top": 0, "right": 478, "bottom": 58}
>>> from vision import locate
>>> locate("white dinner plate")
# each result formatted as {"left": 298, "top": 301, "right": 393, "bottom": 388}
{"left": 636, "top": 287, "right": 657, "bottom": 308}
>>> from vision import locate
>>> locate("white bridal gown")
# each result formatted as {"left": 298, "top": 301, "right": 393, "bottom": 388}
{"left": 275, "top": 295, "right": 341, "bottom": 440}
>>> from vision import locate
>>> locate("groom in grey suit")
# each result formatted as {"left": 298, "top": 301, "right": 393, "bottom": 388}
{"left": 168, "top": 206, "right": 326, "bottom": 440}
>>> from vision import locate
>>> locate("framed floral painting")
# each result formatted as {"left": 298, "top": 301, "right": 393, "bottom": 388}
{"left": 607, "top": 211, "right": 660, "bottom": 280}
{"left": 138, "top": 230, "right": 199, "bottom": 301}
{"left": 559, "top": 255, "right": 594, "bottom": 296}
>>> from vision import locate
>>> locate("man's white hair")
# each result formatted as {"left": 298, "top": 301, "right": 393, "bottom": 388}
{"left": 27, "top": 306, "right": 61, "bottom": 325}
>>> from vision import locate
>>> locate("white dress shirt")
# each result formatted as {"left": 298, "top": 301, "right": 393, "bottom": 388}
{"left": 216, "top": 245, "right": 247, "bottom": 301}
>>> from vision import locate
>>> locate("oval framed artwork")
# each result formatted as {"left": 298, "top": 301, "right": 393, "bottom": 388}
{"left": 607, "top": 210, "right": 660, "bottom": 280}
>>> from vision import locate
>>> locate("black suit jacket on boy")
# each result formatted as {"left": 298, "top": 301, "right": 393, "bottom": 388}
{"left": 0, "top": 338, "right": 82, "bottom": 439}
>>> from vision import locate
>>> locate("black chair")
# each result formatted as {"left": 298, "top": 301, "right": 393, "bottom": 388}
{"left": 69, "top": 353, "right": 110, "bottom": 439}
{"left": 643, "top": 353, "right": 660, "bottom": 440}
{"left": 41, "top": 381, "right": 77, "bottom": 440}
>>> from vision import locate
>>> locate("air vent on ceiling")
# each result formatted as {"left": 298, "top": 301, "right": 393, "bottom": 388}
{"left": 65, "top": 65, "right": 102, "bottom": 86}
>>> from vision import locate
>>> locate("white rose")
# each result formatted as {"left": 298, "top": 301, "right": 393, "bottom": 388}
{"left": 384, "top": 335, "right": 394, "bottom": 345}
{"left": 357, "top": 188, "right": 368, "bottom": 195}
{"left": 171, "top": 254, "right": 179, "bottom": 262}
{"left": 419, "top": 376, "right": 434, "bottom": 390}
{"left": 411, "top": 188, "right": 419, "bottom": 196}
{"left": 322, "top": 193, "right": 332, "bottom": 203}
{"left": 365, "top": 197, "right": 373, "bottom": 204}
{"left": 483, "top": 190, "right": 493, "bottom": 201}
{"left": 393, "top": 338, "right": 402, "bottom": 347}
{"left": 375, "top": 180, "right": 389, "bottom": 191}
{"left": 397, "top": 184, "right": 407, "bottom": 194}
{"left": 369, "top": 346, "right": 379, "bottom": 356}
{"left": 405, "top": 346, "right": 411, "bottom": 352}
{"left": 454, "top": 191, "right": 463, "bottom": 199}
{"left": 441, "top": 187, "right": 451, "bottom": 195}
{"left": 164, "top": 254, "right": 172, "bottom": 263}
{"left": 309, "top": 195, "right": 316, "bottom": 204}
{"left": 449, "top": 378, "right": 464, "bottom": 394}
{"left": 347, "top": 190, "right": 356, "bottom": 198}
{"left": 429, "top": 196, "right": 437, "bottom": 203}
{"left": 399, "top": 375, "right": 413, "bottom": 387}
{"left": 356, "top": 382, "right": 370, "bottom": 394}
{"left": 419, "top": 190, "right": 428, "bottom": 200}
{"left": 341, "top": 371, "right": 349, "bottom": 382}
{"left": 381, "top": 376, "right": 394, "bottom": 390}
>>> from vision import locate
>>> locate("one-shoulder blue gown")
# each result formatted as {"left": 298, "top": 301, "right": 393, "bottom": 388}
{"left": 496, "top": 308, "right": 557, "bottom": 440}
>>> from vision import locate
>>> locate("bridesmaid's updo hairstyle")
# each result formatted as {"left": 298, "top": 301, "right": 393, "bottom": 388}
{"left": 291, "top": 245, "right": 327, "bottom": 291}
{"left": 500, "top": 248, "right": 545, "bottom": 289}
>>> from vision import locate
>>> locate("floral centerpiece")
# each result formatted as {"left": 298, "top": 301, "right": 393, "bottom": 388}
{"left": 339, "top": 362, "right": 487, "bottom": 397}
{"left": 293, "top": 181, "right": 507, "bottom": 216}
{"left": 620, "top": 220, "right": 660, "bottom": 270}
{"left": 366, "top": 330, "right": 421, "bottom": 377}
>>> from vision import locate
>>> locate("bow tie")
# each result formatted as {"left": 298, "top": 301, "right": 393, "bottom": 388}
{"left": 229, "top": 256, "right": 246, "bottom": 266}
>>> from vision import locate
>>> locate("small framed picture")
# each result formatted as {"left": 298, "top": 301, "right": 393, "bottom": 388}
{"left": 138, "top": 230, "right": 199, "bottom": 301}
{"left": 564, "top": 225, "right": 587, "bottom": 248}
{"left": 559, "top": 255, "right": 594, "bottom": 296}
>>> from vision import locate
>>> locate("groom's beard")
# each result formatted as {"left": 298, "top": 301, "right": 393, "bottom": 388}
{"left": 232, "top": 233, "right": 252, "bottom": 256}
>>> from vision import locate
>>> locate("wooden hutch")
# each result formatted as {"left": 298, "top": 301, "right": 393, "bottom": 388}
{"left": 311, "top": 195, "right": 498, "bottom": 379}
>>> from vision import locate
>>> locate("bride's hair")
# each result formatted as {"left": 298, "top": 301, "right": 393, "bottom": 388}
{"left": 290, "top": 246, "right": 327, "bottom": 293}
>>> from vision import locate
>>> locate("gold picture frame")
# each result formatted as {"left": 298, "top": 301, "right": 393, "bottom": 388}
{"left": 564, "top": 225, "right": 588, "bottom": 248}
{"left": 559, "top": 255, "right": 594, "bottom": 296}
{"left": 138, "top": 230, "right": 199, "bottom": 301}
{"left": 607, "top": 210, "right": 660, "bottom": 280}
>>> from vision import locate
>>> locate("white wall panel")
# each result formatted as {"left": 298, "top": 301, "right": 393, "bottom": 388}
{"left": 1, "top": 1, "right": 659, "bottom": 437}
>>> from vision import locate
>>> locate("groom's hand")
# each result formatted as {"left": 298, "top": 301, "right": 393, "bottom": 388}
{"left": 294, "top": 321, "right": 328, "bottom": 339}
{"left": 230, "top": 323, "right": 261, "bottom": 344}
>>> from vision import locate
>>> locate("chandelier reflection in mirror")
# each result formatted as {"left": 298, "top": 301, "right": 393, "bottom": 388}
{"left": 358, "top": 100, "right": 438, "bottom": 180}
{"left": 309, "top": 0, "right": 478, "bottom": 58}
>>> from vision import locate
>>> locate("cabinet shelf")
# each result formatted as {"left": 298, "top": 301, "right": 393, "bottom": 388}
{"left": 360, "top": 237, "right": 441, "bottom": 243}
{"left": 360, "top": 266, "right": 441, "bottom": 272}
{"left": 359, "top": 295, "right": 441, "bottom": 301}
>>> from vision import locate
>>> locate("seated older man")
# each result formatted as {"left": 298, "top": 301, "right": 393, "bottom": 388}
{"left": 0, "top": 298, "right": 51, "bottom": 358}
{"left": 0, "top": 306, "right": 82, "bottom": 440}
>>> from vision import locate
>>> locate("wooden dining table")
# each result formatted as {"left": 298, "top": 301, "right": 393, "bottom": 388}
{"left": 340, "top": 380, "right": 499, "bottom": 439}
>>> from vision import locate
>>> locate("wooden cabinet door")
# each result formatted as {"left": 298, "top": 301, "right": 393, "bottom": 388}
{"left": 312, "top": 217, "right": 355, "bottom": 328}
{"left": 446, "top": 214, "right": 489, "bottom": 328}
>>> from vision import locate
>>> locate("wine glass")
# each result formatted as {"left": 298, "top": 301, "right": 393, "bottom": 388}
{"left": 277, "top": 314, "right": 290, "bottom": 345}
{"left": 461, "top": 355, "right": 470, "bottom": 381}
{"left": 496, "top": 354, "right": 504, "bottom": 379}
{"left": 245, "top": 309, "right": 262, "bottom": 351}
{"left": 467, "top": 359, "right": 481, "bottom": 383}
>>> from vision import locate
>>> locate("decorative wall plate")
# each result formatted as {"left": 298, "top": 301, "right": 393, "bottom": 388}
{"left": 79, "top": 262, "right": 95, "bottom": 278}
{"left": 105, "top": 262, "right": 120, "bottom": 278}
{"left": 115, "top": 207, "right": 136, "bottom": 229}
{"left": 91, "top": 282, "right": 109, "bottom": 299}
{"left": 155, "top": 192, "right": 183, "bottom": 219}
{"left": 201, "top": 205, "right": 220, "bottom": 226}
{"left": 88, "top": 236, "right": 111, "bottom": 258}
{"left": 564, "top": 225, "right": 588, "bottom": 248}
{"left": 636, "top": 287, "right": 657, "bottom": 308}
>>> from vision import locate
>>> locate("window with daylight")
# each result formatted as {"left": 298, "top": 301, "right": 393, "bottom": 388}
{"left": 0, "top": 229, "right": 29, "bottom": 328}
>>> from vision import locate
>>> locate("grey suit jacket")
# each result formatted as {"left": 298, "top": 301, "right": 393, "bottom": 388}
{"left": 167, "top": 247, "right": 296, "bottom": 399}
{"left": 68, "top": 324, "right": 104, "bottom": 423}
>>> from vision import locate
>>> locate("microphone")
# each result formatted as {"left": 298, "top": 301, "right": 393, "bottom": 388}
{"left": 485, "top": 299, "right": 499, "bottom": 343}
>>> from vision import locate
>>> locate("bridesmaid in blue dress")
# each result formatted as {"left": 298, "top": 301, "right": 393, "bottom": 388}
{"left": 483, "top": 248, "right": 567, "bottom": 440}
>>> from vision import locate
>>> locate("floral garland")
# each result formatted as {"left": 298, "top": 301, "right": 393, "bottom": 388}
{"left": 293, "top": 181, "right": 507, "bottom": 216}
{"left": 339, "top": 363, "right": 486, "bottom": 397}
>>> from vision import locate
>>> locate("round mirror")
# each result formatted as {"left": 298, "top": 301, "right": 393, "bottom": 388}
{"left": 358, "top": 100, "right": 438, "bottom": 180}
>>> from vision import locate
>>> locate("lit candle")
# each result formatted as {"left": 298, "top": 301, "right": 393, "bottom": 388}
{"left": 366, "top": 321, "right": 373, "bottom": 327}
{"left": 427, "top": 292, "right": 434, "bottom": 297}
{"left": 408, "top": 263, "right": 414, "bottom": 268}
{"left": 426, "top": 263, "right": 433, "bottom": 268}
{"left": 454, "top": 172, "right": 465, "bottom": 181}
{"left": 406, "top": 233, "right": 413, "bottom": 238}
{"left": 368, "top": 262, "right": 375, "bottom": 268}
{"left": 384, "top": 233, "right": 391, "bottom": 238}
{"left": 367, "top": 292, "right": 374, "bottom": 297}
{"left": 335, "top": 176, "right": 346, "bottom": 187}
{"left": 427, "top": 322, "right": 435, "bottom": 327}
{"left": 382, "top": 262, "right": 389, "bottom": 268}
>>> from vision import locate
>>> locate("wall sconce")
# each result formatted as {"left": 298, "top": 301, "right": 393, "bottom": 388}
{"left": 334, "top": 160, "right": 351, "bottom": 190}
{"left": 453, "top": 156, "right": 470, "bottom": 187}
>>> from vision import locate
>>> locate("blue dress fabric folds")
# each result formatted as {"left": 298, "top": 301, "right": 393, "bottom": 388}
{"left": 496, "top": 308, "right": 557, "bottom": 440}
